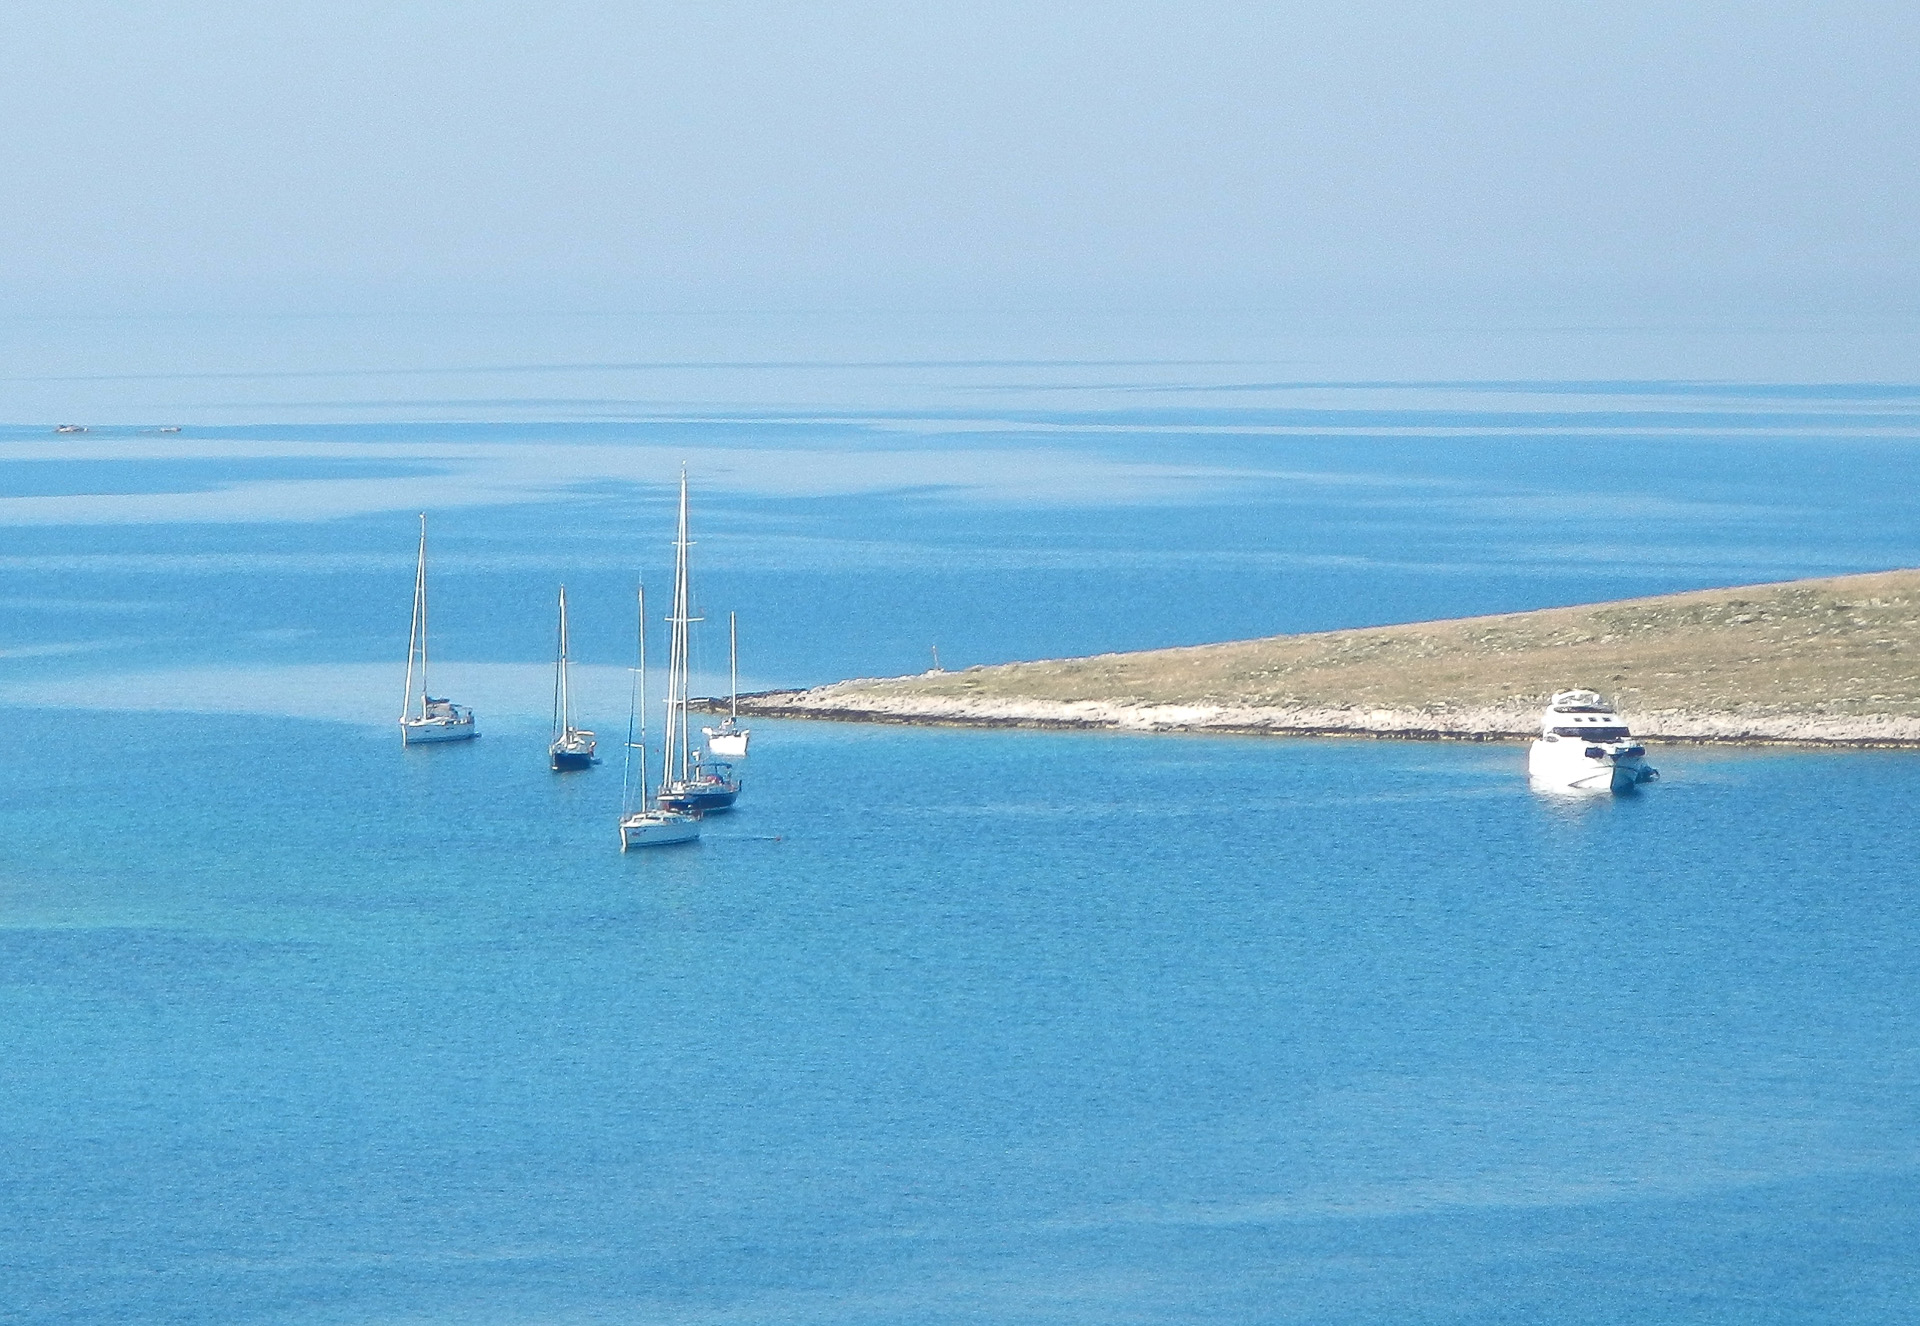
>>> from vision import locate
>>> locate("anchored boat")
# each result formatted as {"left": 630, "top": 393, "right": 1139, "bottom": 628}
{"left": 400, "top": 513, "right": 478, "bottom": 746}
{"left": 657, "top": 472, "right": 741, "bottom": 814}
{"left": 1527, "top": 689, "right": 1657, "bottom": 793}
{"left": 702, "top": 611, "right": 751, "bottom": 759}
{"left": 549, "top": 585, "right": 597, "bottom": 770}
{"left": 620, "top": 583, "right": 700, "bottom": 849}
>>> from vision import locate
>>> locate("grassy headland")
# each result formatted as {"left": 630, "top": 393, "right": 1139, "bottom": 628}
{"left": 735, "top": 569, "right": 1920, "bottom": 745}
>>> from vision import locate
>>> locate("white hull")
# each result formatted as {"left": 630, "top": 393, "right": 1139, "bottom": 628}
{"left": 704, "top": 730, "right": 749, "bottom": 758}
{"left": 620, "top": 812, "right": 701, "bottom": 849}
{"left": 401, "top": 717, "right": 478, "bottom": 744}
{"left": 1528, "top": 739, "right": 1651, "bottom": 793}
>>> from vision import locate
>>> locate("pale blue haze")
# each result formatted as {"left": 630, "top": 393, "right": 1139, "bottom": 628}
{"left": 3, "top": 4, "right": 1920, "bottom": 315}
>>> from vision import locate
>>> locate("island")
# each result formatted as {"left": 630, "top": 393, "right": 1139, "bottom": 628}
{"left": 727, "top": 569, "right": 1920, "bottom": 746}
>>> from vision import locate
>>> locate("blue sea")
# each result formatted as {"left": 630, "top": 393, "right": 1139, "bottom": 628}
{"left": 2, "top": 313, "right": 1918, "bottom": 1323}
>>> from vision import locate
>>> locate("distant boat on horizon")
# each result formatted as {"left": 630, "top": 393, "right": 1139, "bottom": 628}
{"left": 399, "top": 513, "right": 478, "bottom": 746}
{"left": 620, "top": 582, "right": 700, "bottom": 850}
{"left": 549, "top": 584, "right": 596, "bottom": 771}
{"left": 658, "top": 471, "right": 741, "bottom": 814}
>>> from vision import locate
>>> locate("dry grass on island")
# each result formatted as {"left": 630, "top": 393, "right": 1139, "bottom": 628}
{"left": 738, "top": 569, "right": 1920, "bottom": 746}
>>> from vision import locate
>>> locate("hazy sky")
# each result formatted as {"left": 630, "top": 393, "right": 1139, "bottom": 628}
{"left": 4, "top": 2, "right": 1918, "bottom": 316}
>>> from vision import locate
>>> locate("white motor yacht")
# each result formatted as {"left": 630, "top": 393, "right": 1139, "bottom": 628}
{"left": 1527, "top": 689, "right": 1657, "bottom": 792}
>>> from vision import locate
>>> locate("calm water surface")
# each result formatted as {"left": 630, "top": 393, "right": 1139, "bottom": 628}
{"left": 3, "top": 719, "right": 1916, "bottom": 1323}
{"left": 1, "top": 363, "right": 1917, "bottom": 1322}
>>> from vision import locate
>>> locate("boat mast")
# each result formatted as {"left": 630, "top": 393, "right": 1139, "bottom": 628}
{"left": 638, "top": 585, "right": 648, "bottom": 804}
{"left": 664, "top": 469, "right": 695, "bottom": 790}
{"left": 553, "top": 584, "right": 572, "bottom": 740}
{"left": 681, "top": 474, "right": 703, "bottom": 778}
{"left": 402, "top": 512, "right": 428, "bottom": 721}
{"left": 729, "top": 611, "right": 738, "bottom": 720}
{"left": 418, "top": 515, "right": 430, "bottom": 716}
{"left": 623, "top": 584, "right": 649, "bottom": 814}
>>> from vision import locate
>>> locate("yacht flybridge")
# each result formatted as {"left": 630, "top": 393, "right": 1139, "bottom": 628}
{"left": 400, "top": 513, "right": 478, "bottom": 746}
{"left": 1527, "top": 689, "right": 1656, "bottom": 793}
{"left": 549, "top": 585, "right": 597, "bottom": 771}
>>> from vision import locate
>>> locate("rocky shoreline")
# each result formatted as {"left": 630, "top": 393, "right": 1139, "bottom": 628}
{"left": 703, "top": 569, "right": 1920, "bottom": 750}
{"left": 716, "top": 689, "right": 1920, "bottom": 748}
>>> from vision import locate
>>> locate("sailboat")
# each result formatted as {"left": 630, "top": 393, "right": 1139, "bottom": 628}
{"left": 620, "top": 583, "right": 700, "bottom": 849}
{"left": 702, "top": 611, "right": 751, "bottom": 758}
{"left": 400, "top": 513, "right": 477, "bottom": 745}
{"left": 548, "top": 585, "right": 597, "bottom": 770}
{"left": 658, "top": 471, "right": 742, "bottom": 814}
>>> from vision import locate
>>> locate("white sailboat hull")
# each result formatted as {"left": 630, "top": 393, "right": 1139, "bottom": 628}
{"left": 401, "top": 716, "right": 478, "bottom": 744}
{"left": 704, "top": 729, "right": 749, "bottom": 758}
{"left": 620, "top": 812, "right": 701, "bottom": 849}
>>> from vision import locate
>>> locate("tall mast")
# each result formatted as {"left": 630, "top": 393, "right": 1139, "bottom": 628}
{"left": 729, "top": 611, "right": 738, "bottom": 719}
{"left": 402, "top": 512, "right": 428, "bottom": 721}
{"left": 553, "top": 584, "right": 571, "bottom": 739}
{"left": 418, "top": 514, "right": 429, "bottom": 713}
{"left": 664, "top": 469, "right": 694, "bottom": 790}
{"left": 638, "top": 584, "right": 648, "bottom": 803}
{"left": 624, "top": 583, "right": 649, "bottom": 813}
{"left": 681, "top": 471, "right": 701, "bottom": 780}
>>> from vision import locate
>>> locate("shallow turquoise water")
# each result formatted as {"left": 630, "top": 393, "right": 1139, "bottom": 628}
{"left": 1, "top": 375, "right": 1918, "bottom": 1322}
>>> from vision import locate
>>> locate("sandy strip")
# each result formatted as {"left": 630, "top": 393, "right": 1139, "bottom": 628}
{"left": 721, "top": 689, "right": 1920, "bottom": 748}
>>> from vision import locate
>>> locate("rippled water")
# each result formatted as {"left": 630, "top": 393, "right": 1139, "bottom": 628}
{"left": 2, "top": 346, "right": 1918, "bottom": 1322}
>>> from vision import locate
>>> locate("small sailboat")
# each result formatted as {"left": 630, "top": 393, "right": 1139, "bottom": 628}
{"left": 400, "top": 513, "right": 477, "bottom": 745}
{"left": 702, "top": 610, "right": 751, "bottom": 758}
{"left": 658, "top": 471, "right": 741, "bottom": 814}
{"left": 549, "top": 584, "right": 597, "bottom": 771}
{"left": 620, "top": 584, "right": 700, "bottom": 849}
